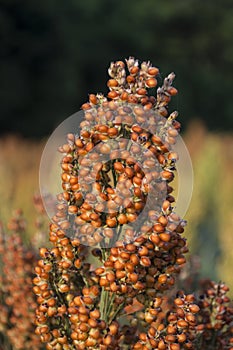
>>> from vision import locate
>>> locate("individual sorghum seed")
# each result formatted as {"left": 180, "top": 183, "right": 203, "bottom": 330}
{"left": 145, "top": 78, "right": 157, "bottom": 88}
{"left": 170, "top": 344, "right": 180, "bottom": 350}
{"left": 167, "top": 86, "right": 178, "bottom": 96}
{"left": 189, "top": 304, "right": 200, "bottom": 314}
{"left": 107, "top": 79, "right": 119, "bottom": 87}
{"left": 158, "top": 339, "right": 166, "bottom": 350}
{"left": 148, "top": 67, "right": 159, "bottom": 76}
{"left": 130, "top": 66, "right": 139, "bottom": 75}
{"left": 177, "top": 319, "right": 189, "bottom": 328}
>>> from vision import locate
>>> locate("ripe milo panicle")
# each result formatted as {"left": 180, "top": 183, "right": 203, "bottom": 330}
{"left": 32, "top": 57, "right": 233, "bottom": 350}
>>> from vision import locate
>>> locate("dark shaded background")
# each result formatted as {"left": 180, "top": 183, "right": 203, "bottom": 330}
{"left": 0, "top": 0, "right": 232, "bottom": 137}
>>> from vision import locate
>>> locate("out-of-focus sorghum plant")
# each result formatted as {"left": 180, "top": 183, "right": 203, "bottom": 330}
{"left": 0, "top": 209, "right": 44, "bottom": 350}
{"left": 33, "top": 57, "right": 233, "bottom": 349}
{"left": 32, "top": 194, "right": 50, "bottom": 249}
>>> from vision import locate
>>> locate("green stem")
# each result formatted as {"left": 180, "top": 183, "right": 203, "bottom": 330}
{"left": 101, "top": 247, "right": 110, "bottom": 262}
{"left": 100, "top": 288, "right": 109, "bottom": 323}
{"left": 99, "top": 247, "right": 111, "bottom": 322}
{"left": 111, "top": 160, "right": 117, "bottom": 187}
{"left": 109, "top": 302, "right": 125, "bottom": 324}
{"left": 106, "top": 292, "right": 116, "bottom": 316}
{"left": 110, "top": 224, "right": 123, "bottom": 247}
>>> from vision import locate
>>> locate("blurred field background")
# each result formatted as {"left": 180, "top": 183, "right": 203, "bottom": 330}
{"left": 0, "top": 0, "right": 232, "bottom": 293}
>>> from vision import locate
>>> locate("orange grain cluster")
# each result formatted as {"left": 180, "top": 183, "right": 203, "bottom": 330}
{"left": 0, "top": 211, "right": 43, "bottom": 350}
{"left": 32, "top": 57, "right": 233, "bottom": 350}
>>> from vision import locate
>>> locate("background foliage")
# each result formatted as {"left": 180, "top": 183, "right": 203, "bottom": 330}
{"left": 0, "top": 0, "right": 233, "bottom": 137}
